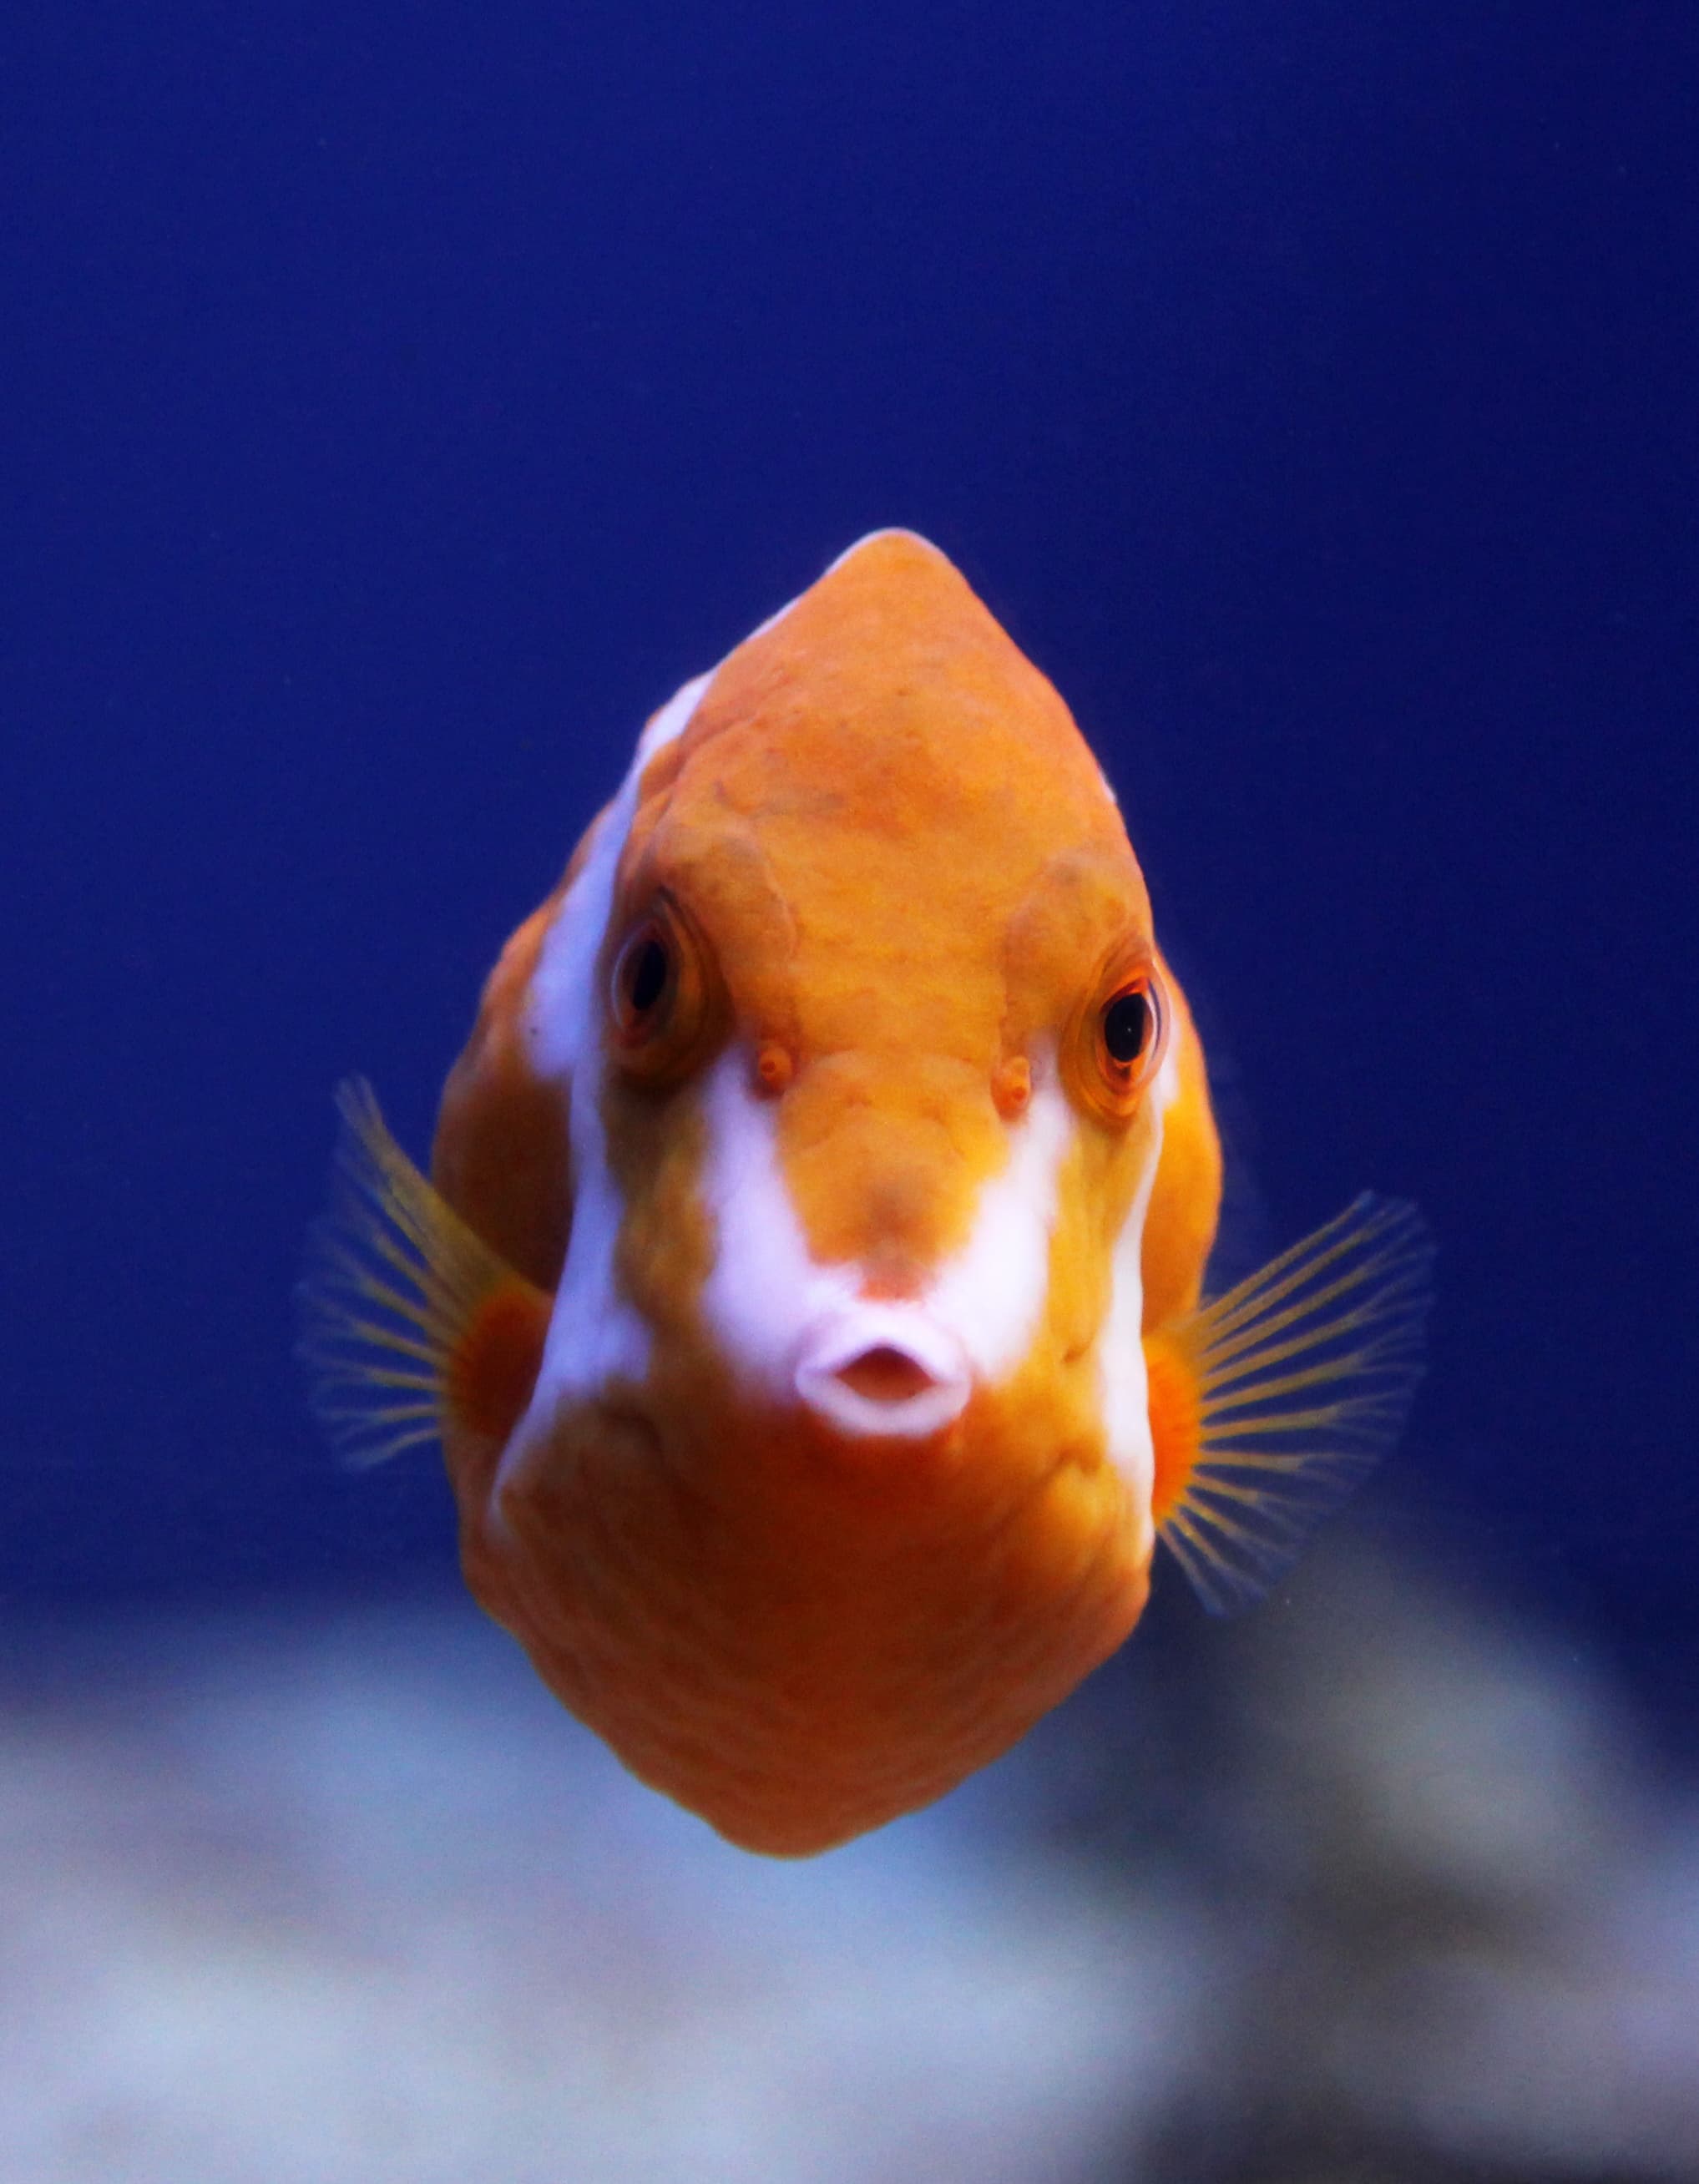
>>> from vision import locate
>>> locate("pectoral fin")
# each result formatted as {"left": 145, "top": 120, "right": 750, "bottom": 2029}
{"left": 298, "top": 1079, "right": 552, "bottom": 1466}
{"left": 1143, "top": 1195, "right": 1434, "bottom": 1614}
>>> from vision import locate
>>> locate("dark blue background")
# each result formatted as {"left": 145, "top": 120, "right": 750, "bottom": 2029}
{"left": 6, "top": 6, "right": 1694, "bottom": 1711}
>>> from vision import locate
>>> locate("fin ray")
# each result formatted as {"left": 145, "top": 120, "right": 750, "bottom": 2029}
{"left": 1151, "top": 1193, "right": 1432, "bottom": 1615}
{"left": 1196, "top": 1199, "right": 1421, "bottom": 1344}
{"left": 298, "top": 1079, "right": 549, "bottom": 1468}
{"left": 1192, "top": 1243, "right": 1427, "bottom": 1373}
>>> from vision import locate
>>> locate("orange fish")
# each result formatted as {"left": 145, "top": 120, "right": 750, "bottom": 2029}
{"left": 302, "top": 532, "right": 1429, "bottom": 1856}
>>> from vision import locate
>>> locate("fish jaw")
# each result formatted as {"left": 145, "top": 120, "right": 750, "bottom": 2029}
{"left": 461, "top": 1373, "right": 1151, "bottom": 1857}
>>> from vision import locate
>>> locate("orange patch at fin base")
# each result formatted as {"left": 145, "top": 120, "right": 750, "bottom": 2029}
{"left": 1142, "top": 1195, "right": 1434, "bottom": 1615}
{"left": 298, "top": 1079, "right": 550, "bottom": 1466}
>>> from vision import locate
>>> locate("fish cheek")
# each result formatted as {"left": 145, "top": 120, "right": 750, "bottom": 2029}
{"left": 456, "top": 1064, "right": 718, "bottom": 1653}
{"left": 461, "top": 1401, "right": 673, "bottom": 1725}
{"left": 600, "top": 1076, "right": 717, "bottom": 1353}
{"left": 1044, "top": 1141, "right": 1116, "bottom": 1375}
{"left": 456, "top": 1456, "right": 529, "bottom": 1638}
{"left": 1044, "top": 1106, "right": 1159, "bottom": 1372}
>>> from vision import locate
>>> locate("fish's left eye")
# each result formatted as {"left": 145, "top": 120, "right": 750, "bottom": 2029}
{"left": 1102, "top": 988, "right": 1151, "bottom": 1067}
{"left": 1064, "top": 955, "right": 1168, "bottom": 1125}
{"left": 606, "top": 896, "right": 726, "bottom": 1086}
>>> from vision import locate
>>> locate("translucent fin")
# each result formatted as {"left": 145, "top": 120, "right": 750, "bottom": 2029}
{"left": 1150, "top": 1194, "right": 1434, "bottom": 1615}
{"left": 297, "top": 1079, "right": 549, "bottom": 1467}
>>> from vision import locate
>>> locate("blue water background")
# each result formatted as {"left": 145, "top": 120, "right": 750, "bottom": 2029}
{"left": 5, "top": 4, "right": 1695, "bottom": 1727}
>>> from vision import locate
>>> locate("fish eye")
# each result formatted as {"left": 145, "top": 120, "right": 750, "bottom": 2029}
{"left": 1101, "top": 988, "right": 1150, "bottom": 1068}
{"left": 606, "top": 896, "right": 726, "bottom": 1085}
{"left": 1064, "top": 955, "right": 1167, "bottom": 1125}
{"left": 616, "top": 928, "right": 672, "bottom": 1025}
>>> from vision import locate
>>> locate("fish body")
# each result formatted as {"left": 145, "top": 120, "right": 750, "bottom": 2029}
{"left": 306, "top": 533, "right": 1428, "bottom": 1855}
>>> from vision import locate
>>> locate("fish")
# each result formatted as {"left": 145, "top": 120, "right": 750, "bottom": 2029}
{"left": 301, "top": 530, "right": 1431, "bottom": 1857}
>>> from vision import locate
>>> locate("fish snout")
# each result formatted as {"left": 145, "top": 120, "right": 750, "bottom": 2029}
{"left": 793, "top": 1306, "right": 971, "bottom": 1440}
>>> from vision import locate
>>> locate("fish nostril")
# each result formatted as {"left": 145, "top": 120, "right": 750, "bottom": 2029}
{"left": 833, "top": 1345, "right": 937, "bottom": 1405}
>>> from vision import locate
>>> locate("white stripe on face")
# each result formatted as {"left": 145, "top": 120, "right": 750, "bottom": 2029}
{"left": 696, "top": 1052, "right": 861, "bottom": 1401}
{"left": 1096, "top": 1038, "right": 1180, "bottom": 1552}
{"left": 507, "top": 673, "right": 709, "bottom": 1473}
{"left": 697, "top": 1047, "right": 1073, "bottom": 1438}
{"left": 925, "top": 1052, "right": 1072, "bottom": 1383}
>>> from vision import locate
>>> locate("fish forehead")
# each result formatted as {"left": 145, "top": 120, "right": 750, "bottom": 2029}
{"left": 616, "top": 531, "right": 1146, "bottom": 1053}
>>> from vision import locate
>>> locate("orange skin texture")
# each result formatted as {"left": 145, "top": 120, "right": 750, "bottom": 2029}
{"left": 433, "top": 892, "right": 573, "bottom": 1294}
{"left": 432, "top": 535, "right": 1223, "bottom": 1854}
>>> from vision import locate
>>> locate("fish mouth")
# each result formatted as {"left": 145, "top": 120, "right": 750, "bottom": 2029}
{"left": 792, "top": 1306, "right": 972, "bottom": 1440}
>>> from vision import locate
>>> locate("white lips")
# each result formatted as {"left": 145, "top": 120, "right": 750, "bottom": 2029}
{"left": 793, "top": 1306, "right": 972, "bottom": 1440}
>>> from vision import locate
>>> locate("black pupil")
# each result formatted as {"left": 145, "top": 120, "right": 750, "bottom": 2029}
{"left": 625, "top": 935, "right": 670, "bottom": 1015}
{"left": 1102, "top": 990, "right": 1149, "bottom": 1067}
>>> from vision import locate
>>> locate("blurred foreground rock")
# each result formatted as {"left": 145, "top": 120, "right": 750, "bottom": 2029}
{"left": 0, "top": 1598, "right": 1191, "bottom": 2184}
{"left": 0, "top": 1545, "right": 1694, "bottom": 2183}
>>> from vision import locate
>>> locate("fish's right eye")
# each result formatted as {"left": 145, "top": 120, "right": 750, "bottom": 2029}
{"left": 614, "top": 926, "right": 673, "bottom": 1029}
{"left": 606, "top": 896, "right": 727, "bottom": 1086}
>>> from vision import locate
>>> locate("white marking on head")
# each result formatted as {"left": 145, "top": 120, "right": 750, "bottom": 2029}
{"left": 527, "top": 671, "right": 709, "bottom": 1084}
{"left": 635, "top": 673, "right": 708, "bottom": 762}
{"left": 507, "top": 673, "right": 710, "bottom": 1469}
{"left": 697, "top": 1054, "right": 860, "bottom": 1399}
{"left": 1096, "top": 1054, "right": 1178, "bottom": 1557}
{"left": 698, "top": 1047, "right": 1072, "bottom": 1438}
{"left": 925, "top": 1054, "right": 1071, "bottom": 1382}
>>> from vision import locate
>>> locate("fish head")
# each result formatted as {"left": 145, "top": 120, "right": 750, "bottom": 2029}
{"left": 571, "top": 533, "right": 1171, "bottom": 1508}
{"left": 428, "top": 533, "right": 1186, "bottom": 1851}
